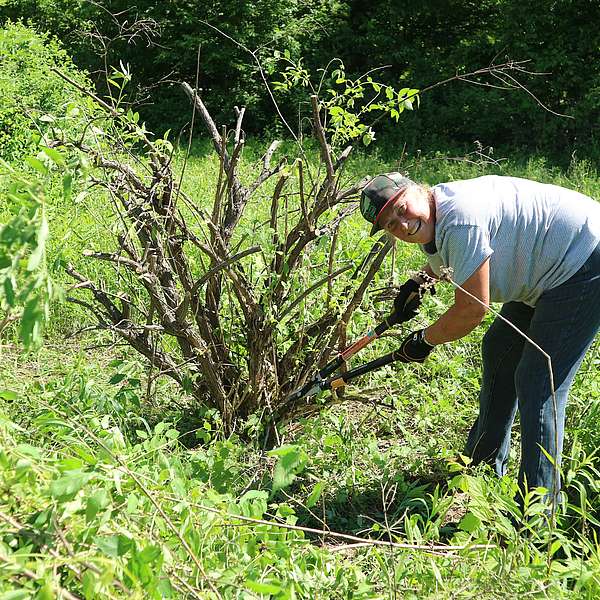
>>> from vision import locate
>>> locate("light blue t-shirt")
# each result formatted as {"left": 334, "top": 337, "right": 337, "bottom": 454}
{"left": 424, "top": 175, "right": 600, "bottom": 306}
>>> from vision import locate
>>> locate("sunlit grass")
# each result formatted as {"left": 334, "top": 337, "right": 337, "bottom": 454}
{"left": 1, "top": 140, "right": 600, "bottom": 597}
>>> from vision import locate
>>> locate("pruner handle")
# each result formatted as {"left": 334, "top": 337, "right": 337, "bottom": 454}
{"left": 286, "top": 314, "right": 396, "bottom": 404}
{"left": 323, "top": 346, "right": 407, "bottom": 392}
{"left": 322, "top": 314, "right": 395, "bottom": 377}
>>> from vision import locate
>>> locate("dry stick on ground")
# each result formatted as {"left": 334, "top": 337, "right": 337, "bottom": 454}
{"left": 155, "top": 492, "right": 493, "bottom": 558}
{"left": 48, "top": 404, "right": 495, "bottom": 561}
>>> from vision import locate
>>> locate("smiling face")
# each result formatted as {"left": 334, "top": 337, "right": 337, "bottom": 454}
{"left": 377, "top": 185, "right": 436, "bottom": 244}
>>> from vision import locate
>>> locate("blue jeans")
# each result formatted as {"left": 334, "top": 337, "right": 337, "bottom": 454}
{"left": 465, "top": 243, "right": 600, "bottom": 502}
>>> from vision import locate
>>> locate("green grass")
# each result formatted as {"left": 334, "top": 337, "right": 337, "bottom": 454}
{"left": 2, "top": 141, "right": 600, "bottom": 598}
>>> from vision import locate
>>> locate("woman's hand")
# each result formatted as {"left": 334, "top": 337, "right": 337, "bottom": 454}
{"left": 398, "top": 328, "right": 435, "bottom": 363}
{"left": 392, "top": 269, "right": 437, "bottom": 325}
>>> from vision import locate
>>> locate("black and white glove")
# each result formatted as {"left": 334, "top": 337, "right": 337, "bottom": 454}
{"left": 392, "top": 273, "right": 435, "bottom": 325}
{"left": 398, "top": 328, "right": 435, "bottom": 363}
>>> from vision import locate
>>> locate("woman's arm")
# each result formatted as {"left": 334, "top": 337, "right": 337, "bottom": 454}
{"left": 424, "top": 258, "right": 490, "bottom": 345}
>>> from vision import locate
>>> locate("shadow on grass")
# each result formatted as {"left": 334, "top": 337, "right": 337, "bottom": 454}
{"left": 284, "top": 469, "right": 464, "bottom": 545}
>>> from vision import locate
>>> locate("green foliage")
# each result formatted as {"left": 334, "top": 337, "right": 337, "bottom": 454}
{"left": 301, "top": 0, "right": 600, "bottom": 158}
{"left": 272, "top": 56, "right": 420, "bottom": 147}
{"left": 6, "top": 1, "right": 600, "bottom": 157}
{"left": 0, "top": 367, "right": 379, "bottom": 598}
{"left": 0, "top": 22, "right": 90, "bottom": 161}
{"left": 0, "top": 163, "right": 61, "bottom": 348}
{"left": 268, "top": 444, "right": 308, "bottom": 494}
{"left": 0, "top": 146, "right": 599, "bottom": 596}
{"left": 2, "top": 0, "right": 348, "bottom": 133}
{"left": 2, "top": 329, "right": 600, "bottom": 597}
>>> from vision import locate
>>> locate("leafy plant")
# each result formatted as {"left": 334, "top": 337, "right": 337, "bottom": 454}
{"left": 0, "top": 22, "right": 90, "bottom": 161}
{"left": 0, "top": 163, "right": 62, "bottom": 348}
{"left": 44, "top": 59, "right": 408, "bottom": 440}
{"left": 272, "top": 55, "right": 420, "bottom": 147}
{"left": 0, "top": 150, "right": 599, "bottom": 598}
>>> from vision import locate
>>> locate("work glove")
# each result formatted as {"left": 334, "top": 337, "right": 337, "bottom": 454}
{"left": 392, "top": 274, "right": 435, "bottom": 324}
{"left": 398, "top": 328, "right": 435, "bottom": 363}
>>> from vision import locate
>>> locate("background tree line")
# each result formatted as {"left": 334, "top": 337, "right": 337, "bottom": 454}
{"left": 2, "top": 0, "right": 600, "bottom": 160}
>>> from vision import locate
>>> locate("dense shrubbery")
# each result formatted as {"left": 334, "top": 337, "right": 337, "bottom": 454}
{"left": 0, "top": 22, "right": 90, "bottom": 161}
{"left": 3, "top": 1, "right": 599, "bottom": 158}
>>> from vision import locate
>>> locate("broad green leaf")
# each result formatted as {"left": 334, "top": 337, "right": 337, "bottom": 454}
{"left": 62, "top": 173, "right": 72, "bottom": 202}
{"left": 40, "top": 147, "right": 65, "bottom": 166}
{"left": 245, "top": 580, "right": 283, "bottom": 595}
{"left": 3, "top": 277, "right": 16, "bottom": 306}
{"left": 268, "top": 444, "right": 307, "bottom": 494}
{"left": 50, "top": 470, "right": 93, "bottom": 500}
{"left": 138, "top": 544, "right": 161, "bottom": 563}
{"left": 0, "top": 390, "right": 18, "bottom": 401}
{"left": 95, "top": 534, "right": 133, "bottom": 557}
{"left": 458, "top": 512, "right": 481, "bottom": 533}
{"left": 549, "top": 539, "right": 562, "bottom": 557}
{"left": 27, "top": 211, "right": 48, "bottom": 271}
{"left": 306, "top": 481, "right": 324, "bottom": 508}
{"left": 126, "top": 493, "right": 139, "bottom": 513}
{"left": 36, "top": 583, "right": 54, "bottom": 600}
{"left": 20, "top": 297, "right": 42, "bottom": 348}
{"left": 24, "top": 156, "right": 48, "bottom": 175}
{"left": 15, "top": 444, "right": 41, "bottom": 458}
{"left": 82, "top": 571, "right": 97, "bottom": 597}
{"left": 0, "top": 590, "right": 31, "bottom": 600}
{"left": 109, "top": 373, "right": 126, "bottom": 385}
{"left": 86, "top": 489, "right": 111, "bottom": 522}
{"left": 156, "top": 578, "right": 174, "bottom": 598}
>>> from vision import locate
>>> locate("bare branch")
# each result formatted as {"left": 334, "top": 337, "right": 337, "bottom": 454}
{"left": 280, "top": 264, "right": 353, "bottom": 320}
{"left": 190, "top": 246, "right": 261, "bottom": 296}
{"left": 311, "top": 94, "right": 335, "bottom": 182}
{"left": 234, "top": 105, "right": 246, "bottom": 144}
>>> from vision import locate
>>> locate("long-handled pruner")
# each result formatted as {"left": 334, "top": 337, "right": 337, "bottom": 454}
{"left": 286, "top": 312, "right": 403, "bottom": 403}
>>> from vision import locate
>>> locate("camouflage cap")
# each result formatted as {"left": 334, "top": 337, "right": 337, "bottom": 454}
{"left": 360, "top": 172, "right": 414, "bottom": 235}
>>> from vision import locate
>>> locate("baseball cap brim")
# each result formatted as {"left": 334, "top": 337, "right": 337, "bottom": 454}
{"left": 369, "top": 188, "right": 406, "bottom": 235}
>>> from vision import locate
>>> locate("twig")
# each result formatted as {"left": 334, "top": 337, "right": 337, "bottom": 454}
{"left": 234, "top": 105, "right": 246, "bottom": 144}
{"left": 311, "top": 94, "right": 334, "bottom": 182}
{"left": 190, "top": 246, "right": 261, "bottom": 296}
{"left": 157, "top": 492, "right": 493, "bottom": 555}
{"left": 279, "top": 265, "right": 353, "bottom": 320}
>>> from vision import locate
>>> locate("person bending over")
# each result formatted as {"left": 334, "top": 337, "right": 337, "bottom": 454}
{"left": 359, "top": 172, "right": 600, "bottom": 506}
